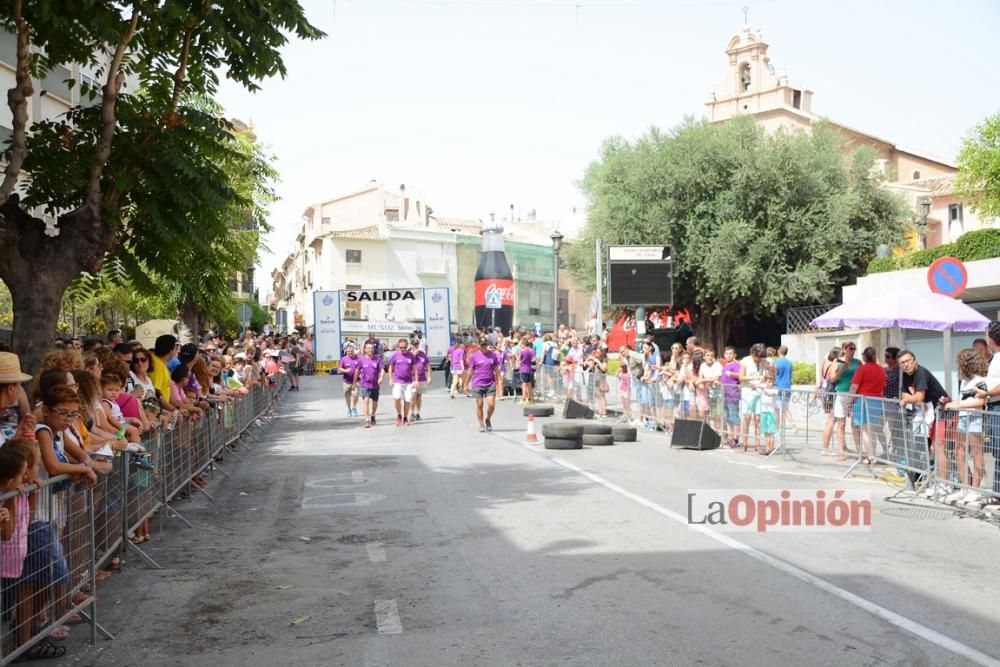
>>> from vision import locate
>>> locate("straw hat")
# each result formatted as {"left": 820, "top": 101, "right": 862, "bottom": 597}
{"left": 0, "top": 352, "right": 32, "bottom": 383}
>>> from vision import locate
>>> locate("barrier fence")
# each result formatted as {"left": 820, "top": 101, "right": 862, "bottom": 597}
{"left": 0, "top": 380, "right": 286, "bottom": 664}
{"left": 531, "top": 364, "right": 1000, "bottom": 516}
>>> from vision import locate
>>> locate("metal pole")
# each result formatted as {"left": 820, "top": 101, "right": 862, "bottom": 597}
{"left": 943, "top": 328, "right": 953, "bottom": 397}
{"left": 635, "top": 306, "right": 645, "bottom": 350}
{"left": 595, "top": 238, "right": 603, "bottom": 337}
{"left": 552, "top": 249, "right": 559, "bottom": 332}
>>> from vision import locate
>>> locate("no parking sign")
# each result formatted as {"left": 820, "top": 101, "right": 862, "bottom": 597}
{"left": 926, "top": 256, "right": 968, "bottom": 298}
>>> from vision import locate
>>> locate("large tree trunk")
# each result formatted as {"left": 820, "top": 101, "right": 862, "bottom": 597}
{"left": 0, "top": 196, "right": 113, "bottom": 374}
{"left": 694, "top": 305, "right": 737, "bottom": 355}
{"left": 179, "top": 295, "right": 201, "bottom": 341}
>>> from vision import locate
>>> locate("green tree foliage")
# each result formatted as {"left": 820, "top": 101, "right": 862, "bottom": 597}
{"left": 866, "top": 228, "right": 1000, "bottom": 273}
{"left": 0, "top": 0, "right": 322, "bottom": 372}
{"left": 955, "top": 111, "right": 1000, "bottom": 218}
{"left": 567, "top": 117, "right": 909, "bottom": 350}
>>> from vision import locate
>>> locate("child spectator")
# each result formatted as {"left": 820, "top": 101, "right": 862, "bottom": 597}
{"left": 758, "top": 368, "right": 778, "bottom": 455}
{"left": 99, "top": 374, "right": 142, "bottom": 444}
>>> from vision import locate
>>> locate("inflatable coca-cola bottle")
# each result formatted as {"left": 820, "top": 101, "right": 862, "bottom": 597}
{"left": 474, "top": 226, "right": 515, "bottom": 333}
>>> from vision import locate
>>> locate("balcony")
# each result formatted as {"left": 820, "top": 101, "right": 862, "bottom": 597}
{"left": 416, "top": 257, "right": 448, "bottom": 275}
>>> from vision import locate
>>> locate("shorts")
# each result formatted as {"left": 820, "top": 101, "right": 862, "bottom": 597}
{"left": 853, "top": 397, "right": 883, "bottom": 426}
{"left": 19, "top": 522, "right": 69, "bottom": 585}
{"left": 741, "top": 389, "right": 761, "bottom": 416}
{"left": 473, "top": 384, "right": 496, "bottom": 398}
{"left": 760, "top": 411, "right": 777, "bottom": 435}
{"left": 777, "top": 388, "right": 792, "bottom": 410}
{"left": 958, "top": 413, "right": 983, "bottom": 434}
{"left": 392, "top": 383, "right": 414, "bottom": 402}
{"left": 724, "top": 399, "right": 740, "bottom": 426}
{"left": 360, "top": 386, "right": 380, "bottom": 401}
{"left": 412, "top": 382, "right": 423, "bottom": 396}
{"left": 636, "top": 384, "right": 653, "bottom": 407}
{"left": 519, "top": 372, "right": 535, "bottom": 386}
{"left": 833, "top": 394, "right": 850, "bottom": 420}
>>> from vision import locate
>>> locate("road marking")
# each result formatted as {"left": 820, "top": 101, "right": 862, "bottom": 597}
{"left": 493, "top": 431, "right": 1000, "bottom": 667}
{"left": 374, "top": 599, "right": 402, "bottom": 634}
{"left": 366, "top": 541, "right": 387, "bottom": 563}
{"left": 352, "top": 470, "right": 365, "bottom": 484}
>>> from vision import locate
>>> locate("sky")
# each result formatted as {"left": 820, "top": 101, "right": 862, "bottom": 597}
{"left": 213, "top": 0, "right": 1000, "bottom": 295}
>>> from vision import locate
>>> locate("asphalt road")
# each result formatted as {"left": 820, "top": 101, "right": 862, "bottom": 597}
{"left": 54, "top": 376, "right": 1000, "bottom": 667}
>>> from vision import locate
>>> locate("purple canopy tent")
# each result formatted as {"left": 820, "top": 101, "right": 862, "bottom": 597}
{"left": 810, "top": 291, "right": 990, "bottom": 395}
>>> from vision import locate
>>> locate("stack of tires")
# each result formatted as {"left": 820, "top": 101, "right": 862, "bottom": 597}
{"left": 524, "top": 405, "right": 555, "bottom": 418}
{"left": 541, "top": 422, "right": 638, "bottom": 449}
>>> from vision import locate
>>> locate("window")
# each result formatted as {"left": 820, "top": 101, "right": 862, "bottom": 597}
{"left": 344, "top": 284, "right": 362, "bottom": 319}
{"left": 949, "top": 204, "right": 963, "bottom": 223}
{"left": 912, "top": 171, "right": 921, "bottom": 180}
{"left": 321, "top": 216, "right": 331, "bottom": 225}
{"left": 739, "top": 63, "right": 751, "bottom": 92}
{"left": 384, "top": 208, "right": 399, "bottom": 222}
{"left": 792, "top": 89, "right": 802, "bottom": 109}
{"left": 948, "top": 203, "right": 964, "bottom": 238}
{"left": 346, "top": 249, "right": 362, "bottom": 264}
{"left": 558, "top": 289, "right": 569, "bottom": 326}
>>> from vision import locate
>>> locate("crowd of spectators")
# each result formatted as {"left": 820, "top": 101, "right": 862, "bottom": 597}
{"left": 0, "top": 328, "right": 302, "bottom": 660}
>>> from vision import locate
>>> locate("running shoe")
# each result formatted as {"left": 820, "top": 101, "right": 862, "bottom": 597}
{"left": 365, "top": 421, "right": 371, "bottom": 429}
{"left": 347, "top": 409, "right": 353, "bottom": 417}
{"left": 479, "top": 426, "right": 486, "bottom": 433}
{"left": 371, "top": 416, "right": 376, "bottom": 425}
{"left": 485, "top": 420, "right": 492, "bottom": 432}
{"left": 395, "top": 416, "right": 402, "bottom": 427}
{"left": 404, "top": 418, "right": 411, "bottom": 427}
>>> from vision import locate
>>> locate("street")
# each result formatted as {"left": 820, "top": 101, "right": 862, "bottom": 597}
{"left": 57, "top": 376, "right": 999, "bottom": 667}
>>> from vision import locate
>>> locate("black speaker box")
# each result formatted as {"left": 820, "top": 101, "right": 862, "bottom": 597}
{"left": 670, "top": 418, "right": 721, "bottom": 450}
{"left": 563, "top": 399, "right": 594, "bottom": 420}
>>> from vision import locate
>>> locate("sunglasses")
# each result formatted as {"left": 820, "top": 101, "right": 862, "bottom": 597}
{"left": 135, "top": 357, "right": 148, "bottom": 363}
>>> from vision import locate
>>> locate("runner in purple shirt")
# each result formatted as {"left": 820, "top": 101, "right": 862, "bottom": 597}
{"left": 410, "top": 344, "right": 431, "bottom": 422}
{"left": 449, "top": 343, "right": 466, "bottom": 399}
{"left": 340, "top": 343, "right": 361, "bottom": 417}
{"left": 518, "top": 336, "right": 536, "bottom": 404}
{"left": 357, "top": 343, "right": 385, "bottom": 428}
{"left": 388, "top": 338, "right": 417, "bottom": 426}
{"left": 465, "top": 339, "right": 502, "bottom": 432}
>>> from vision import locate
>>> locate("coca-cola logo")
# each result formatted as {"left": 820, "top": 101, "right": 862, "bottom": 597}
{"left": 484, "top": 283, "right": 515, "bottom": 302}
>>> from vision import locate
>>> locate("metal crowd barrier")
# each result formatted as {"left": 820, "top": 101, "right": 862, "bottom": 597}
{"left": 0, "top": 378, "right": 287, "bottom": 665}
{"left": 928, "top": 405, "right": 1000, "bottom": 511}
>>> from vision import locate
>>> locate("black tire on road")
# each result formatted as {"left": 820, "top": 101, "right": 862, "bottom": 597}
{"left": 524, "top": 405, "right": 555, "bottom": 417}
{"left": 612, "top": 426, "right": 638, "bottom": 442}
{"left": 581, "top": 423, "right": 612, "bottom": 436}
{"left": 542, "top": 422, "right": 585, "bottom": 439}
{"left": 543, "top": 437, "right": 583, "bottom": 450}
{"left": 582, "top": 433, "right": 615, "bottom": 446}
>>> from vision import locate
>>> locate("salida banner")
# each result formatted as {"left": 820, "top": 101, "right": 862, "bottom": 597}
{"left": 313, "top": 287, "right": 451, "bottom": 363}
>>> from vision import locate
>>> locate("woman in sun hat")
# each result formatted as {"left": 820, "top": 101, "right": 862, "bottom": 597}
{"left": 0, "top": 352, "right": 36, "bottom": 445}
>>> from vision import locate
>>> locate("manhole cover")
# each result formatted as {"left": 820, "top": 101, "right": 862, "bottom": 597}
{"left": 336, "top": 530, "right": 411, "bottom": 545}
{"left": 301, "top": 493, "right": 385, "bottom": 508}
{"left": 880, "top": 506, "right": 953, "bottom": 521}
{"left": 306, "top": 474, "right": 376, "bottom": 488}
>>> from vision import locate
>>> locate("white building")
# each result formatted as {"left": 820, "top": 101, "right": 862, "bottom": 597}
{"left": 269, "top": 183, "right": 589, "bottom": 337}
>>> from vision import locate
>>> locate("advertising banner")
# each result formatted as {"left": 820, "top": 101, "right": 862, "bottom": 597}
{"left": 423, "top": 287, "right": 451, "bottom": 359}
{"left": 313, "top": 290, "right": 343, "bottom": 363}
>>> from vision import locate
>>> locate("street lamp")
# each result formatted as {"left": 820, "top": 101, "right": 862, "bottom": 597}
{"left": 917, "top": 197, "right": 932, "bottom": 249}
{"left": 550, "top": 230, "right": 564, "bottom": 332}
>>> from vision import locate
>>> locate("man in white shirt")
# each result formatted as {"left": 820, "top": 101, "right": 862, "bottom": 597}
{"left": 975, "top": 321, "right": 1000, "bottom": 508}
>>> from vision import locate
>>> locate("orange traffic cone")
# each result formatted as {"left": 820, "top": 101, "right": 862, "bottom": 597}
{"left": 525, "top": 415, "right": 539, "bottom": 444}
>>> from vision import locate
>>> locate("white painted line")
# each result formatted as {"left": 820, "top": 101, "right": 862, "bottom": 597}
{"left": 374, "top": 599, "right": 402, "bottom": 634}
{"left": 366, "top": 541, "right": 387, "bottom": 563}
{"left": 492, "top": 431, "right": 1000, "bottom": 667}
{"left": 352, "top": 470, "right": 365, "bottom": 484}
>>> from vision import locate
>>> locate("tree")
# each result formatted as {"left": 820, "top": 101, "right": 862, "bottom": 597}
{"left": 567, "top": 117, "right": 909, "bottom": 352}
{"left": 955, "top": 111, "right": 1000, "bottom": 219}
{"left": 0, "top": 0, "right": 322, "bottom": 373}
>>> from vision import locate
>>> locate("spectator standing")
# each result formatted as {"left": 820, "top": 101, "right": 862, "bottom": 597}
{"left": 827, "top": 341, "right": 860, "bottom": 460}
{"left": 897, "top": 350, "right": 950, "bottom": 496}
{"left": 773, "top": 345, "right": 793, "bottom": 436}
{"left": 720, "top": 347, "right": 742, "bottom": 447}
{"left": 943, "top": 349, "right": 988, "bottom": 507}
{"left": 973, "top": 322, "right": 1000, "bottom": 508}
{"left": 848, "top": 346, "right": 887, "bottom": 464}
